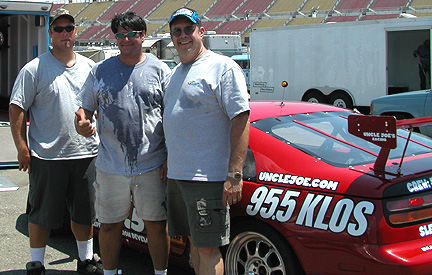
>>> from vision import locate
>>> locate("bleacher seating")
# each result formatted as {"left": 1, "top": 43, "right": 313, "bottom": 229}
{"left": 147, "top": 0, "right": 186, "bottom": 20}
{"left": 187, "top": 0, "right": 215, "bottom": 16}
{"left": 413, "top": 12, "right": 432, "bottom": 17}
{"left": 235, "top": 0, "right": 274, "bottom": 16}
{"left": 94, "top": 27, "right": 115, "bottom": 41}
{"left": 51, "top": 4, "right": 64, "bottom": 13}
{"left": 251, "top": 18, "right": 288, "bottom": 29}
{"left": 216, "top": 20, "right": 254, "bottom": 35}
{"left": 335, "top": 0, "right": 370, "bottom": 11}
{"left": 206, "top": 0, "right": 246, "bottom": 17}
{"left": 99, "top": 0, "right": 137, "bottom": 22}
{"left": 62, "top": 0, "right": 431, "bottom": 45}
{"left": 91, "top": 26, "right": 111, "bottom": 41}
{"left": 361, "top": 14, "right": 400, "bottom": 20}
{"left": 372, "top": 0, "right": 408, "bottom": 10}
{"left": 129, "top": 0, "right": 163, "bottom": 18}
{"left": 76, "top": 25, "right": 88, "bottom": 37}
{"left": 156, "top": 23, "right": 172, "bottom": 35}
{"left": 63, "top": 3, "right": 88, "bottom": 18}
{"left": 301, "top": 0, "right": 337, "bottom": 13}
{"left": 327, "top": 15, "right": 358, "bottom": 22}
{"left": 77, "top": 25, "right": 106, "bottom": 41}
{"left": 288, "top": 17, "right": 324, "bottom": 26}
{"left": 76, "top": 1, "right": 113, "bottom": 23}
{"left": 267, "top": 0, "right": 303, "bottom": 15}
{"left": 412, "top": 0, "right": 432, "bottom": 9}
{"left": 242, "top": 18, "right": 288, "bottom": 40}
{"left": 202, "top": 21, "right": 223, "bottom": 32}
{"left": 146, "top": 23, "right": 165, "bottom": 36}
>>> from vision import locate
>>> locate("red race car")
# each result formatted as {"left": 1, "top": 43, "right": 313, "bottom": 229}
{"left": 95, "top": 101, "right": 432, "bottom": 274}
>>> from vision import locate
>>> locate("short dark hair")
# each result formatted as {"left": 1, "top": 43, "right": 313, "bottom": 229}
{"left": 111, "top": 12, "right": 147, "bottom": 34}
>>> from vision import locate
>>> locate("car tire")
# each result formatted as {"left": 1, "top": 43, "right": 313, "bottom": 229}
{"left": 329, "top": 93, "right": 353, "bottom": 109}
{"left": 302, "top": 91, "right": 326, "bottom": 104}
{"left": 224, "top": 221, "right": 303, "bottom": 275}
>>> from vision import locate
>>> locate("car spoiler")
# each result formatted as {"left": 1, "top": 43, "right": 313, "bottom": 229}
{"left": 348, "top": 115, "right": 432, "bottom": 174}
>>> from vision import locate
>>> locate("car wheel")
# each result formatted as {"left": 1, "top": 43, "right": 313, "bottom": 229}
{"left": 329, "top": 93, "right": 353, "bottom": 109}
{"left": 302, "top": 91, "right": 325, "bottom": 104}
{"left": 225, "top": 221, "right": 302, "bottom": 275}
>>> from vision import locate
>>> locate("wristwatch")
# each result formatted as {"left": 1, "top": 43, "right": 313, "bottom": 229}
{"left": 228, "top": 171, "right": 243, "bottom": 180}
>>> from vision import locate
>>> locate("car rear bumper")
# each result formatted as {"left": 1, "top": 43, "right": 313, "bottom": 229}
{"left": 292, "top": 236, "right": 432, "bottom": 274}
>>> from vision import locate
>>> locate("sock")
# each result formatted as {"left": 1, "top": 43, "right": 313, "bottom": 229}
{"left": 30, "top": 247, "right": 46, "bottom": 266}
{"left": 104, "top": 270, "right": 117, "bottom": 275}
{"left": 76, "top": 238, "right": 93, "bottom": 261}
{"left": 154, "top": 269, "right": 167, "bottom": 275}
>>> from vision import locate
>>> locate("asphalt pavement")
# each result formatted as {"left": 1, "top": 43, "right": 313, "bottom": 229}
{"left": 0, "top": 118, "right": 192, "bottom": 274}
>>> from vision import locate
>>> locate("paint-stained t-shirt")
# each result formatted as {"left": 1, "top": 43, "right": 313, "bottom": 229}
{"left": 77, "top": 55, "right": 170, "bottom": 175}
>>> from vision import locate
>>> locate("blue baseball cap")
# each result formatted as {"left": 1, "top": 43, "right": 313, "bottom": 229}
{"left": 169, "top": 8, "right": 201, "bottom": 26}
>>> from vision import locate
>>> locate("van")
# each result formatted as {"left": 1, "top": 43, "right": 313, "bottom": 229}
{"left": 231, "top": 54, "right": 250, "bottom": 91}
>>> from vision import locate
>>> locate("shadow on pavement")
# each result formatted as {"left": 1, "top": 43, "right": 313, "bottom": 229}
{"left": 0, "top": 271, "right": 77, "bottom": 274}
{"left": 13, "top": 214, "right": 80, "bottom": 273}
{"left": 13, "top": 212, "right": 192, "bottom": 274}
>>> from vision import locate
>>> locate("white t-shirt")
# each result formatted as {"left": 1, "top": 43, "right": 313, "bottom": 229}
{"left": 10, "top": 51, "right": 98, "bottom": 160}
{"left": 163, "top": 50, "right": 250, "bottom": 181}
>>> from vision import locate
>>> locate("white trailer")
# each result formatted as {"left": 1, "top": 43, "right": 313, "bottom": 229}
{"left": 0, "top": 0, "right": 52, "bottom": 101}
{"left": 249, "top": 17, "right": 432, "bottom": 111}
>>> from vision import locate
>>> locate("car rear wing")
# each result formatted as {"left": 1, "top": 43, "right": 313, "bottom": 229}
{"left": 348, "top": 115, "right": 432, "bottom": 174}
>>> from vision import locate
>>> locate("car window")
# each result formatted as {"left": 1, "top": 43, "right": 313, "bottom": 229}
{"left": 162, "top": 60, "right": 177, "bottom": 69}
{"left": 253, "top": 111, "right": 432, "bottom": 167}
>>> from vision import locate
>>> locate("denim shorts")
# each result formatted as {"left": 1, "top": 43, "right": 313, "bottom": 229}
{"left": 167, "top": 179, "right": 230, "bottom": 248}
{"left": 94, "top": 167, "right": 167, "bottom": 223}
{"left": 28, "top": 157, "right": 96, "bottom": 229}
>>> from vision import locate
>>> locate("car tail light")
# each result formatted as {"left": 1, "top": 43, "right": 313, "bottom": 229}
{"left": 385, "top": 193, "right": 432, "bottom": 225}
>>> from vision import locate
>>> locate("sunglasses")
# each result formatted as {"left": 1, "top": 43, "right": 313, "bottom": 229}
{"left": 114, "top": 31, "right": 142, "bottom": 39}
{"left": 51, "top": 25, "right": 75, "bottom": 33}
{"left": 171, "top": 25, "right": 197, "bottom": 37}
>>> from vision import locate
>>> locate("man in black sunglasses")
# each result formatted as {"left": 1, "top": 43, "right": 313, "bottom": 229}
{"left": 163, "top": 7, "right": 250, "bottom": 275}
{"left": 9, "top": 8, "right": 102, "bottom": 275}
{"left": 75, "top": 12, "right": 171, "bottom": 275}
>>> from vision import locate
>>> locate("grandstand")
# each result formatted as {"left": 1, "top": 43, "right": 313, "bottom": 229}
{"left": 75, "top": 1, "right": 113, "bottom": 22}
{"left": 47, "top": 0, "right": 432, "bottom": 46}
{"left": 98, "top": 0, "right": 137, "bottom": 22}
{"left": 267, "top": 0, "right": 304, "bottom": 15}
{"left": 301, "top": 0, "right": 337, "bottom": 13}
{"left": 206, "top": 0, "right": 246, "bottom": 17}
{"left": 187, "top": 0, "right": 214, "bottom": 16}
{"left": 235, "top": 0, "right": 274, "bottom": 17}
{"left": 335, "top": 0, "right": 370, "bottom": 11}
{"left": 146, "top": 0, "right": 186, "bottom": 20}
{"left": 63, "top": 3, "right": 88, "bottom": 18}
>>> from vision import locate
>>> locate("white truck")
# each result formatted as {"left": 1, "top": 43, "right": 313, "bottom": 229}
{"left": 0, "top": 0, "right": 52, "bottom": 105}
{"left": 249, "top": 17, "right": 432, "bottom": 112}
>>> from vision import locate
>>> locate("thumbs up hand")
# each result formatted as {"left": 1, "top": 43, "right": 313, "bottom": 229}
{"left": 75, "top": 108, "right": 96, "bottom": 137}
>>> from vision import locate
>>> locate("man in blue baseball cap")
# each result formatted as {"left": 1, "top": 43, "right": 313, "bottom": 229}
{"left": 164, "top": 7, "right": 250, "bottom": 275}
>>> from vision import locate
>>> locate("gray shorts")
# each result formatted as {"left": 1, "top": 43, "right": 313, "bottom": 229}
{"left": 28, "top": 157, "right": 96, "bottom": 229}
{"left": 167, "top": 179, "right": 230, "bottom": 248}
{"left": 94, "top": 167, "right": 167, "bottom": 223}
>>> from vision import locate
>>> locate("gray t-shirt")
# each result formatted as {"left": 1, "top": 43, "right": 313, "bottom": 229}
{"left": 10, "top": 51, "right": 98, "bottom": 160}
{"left": 78, "top": 55, "right": 170, "bottom": 175}
{"left": 163, "top": 50, "right": 250, "bottom": 181}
